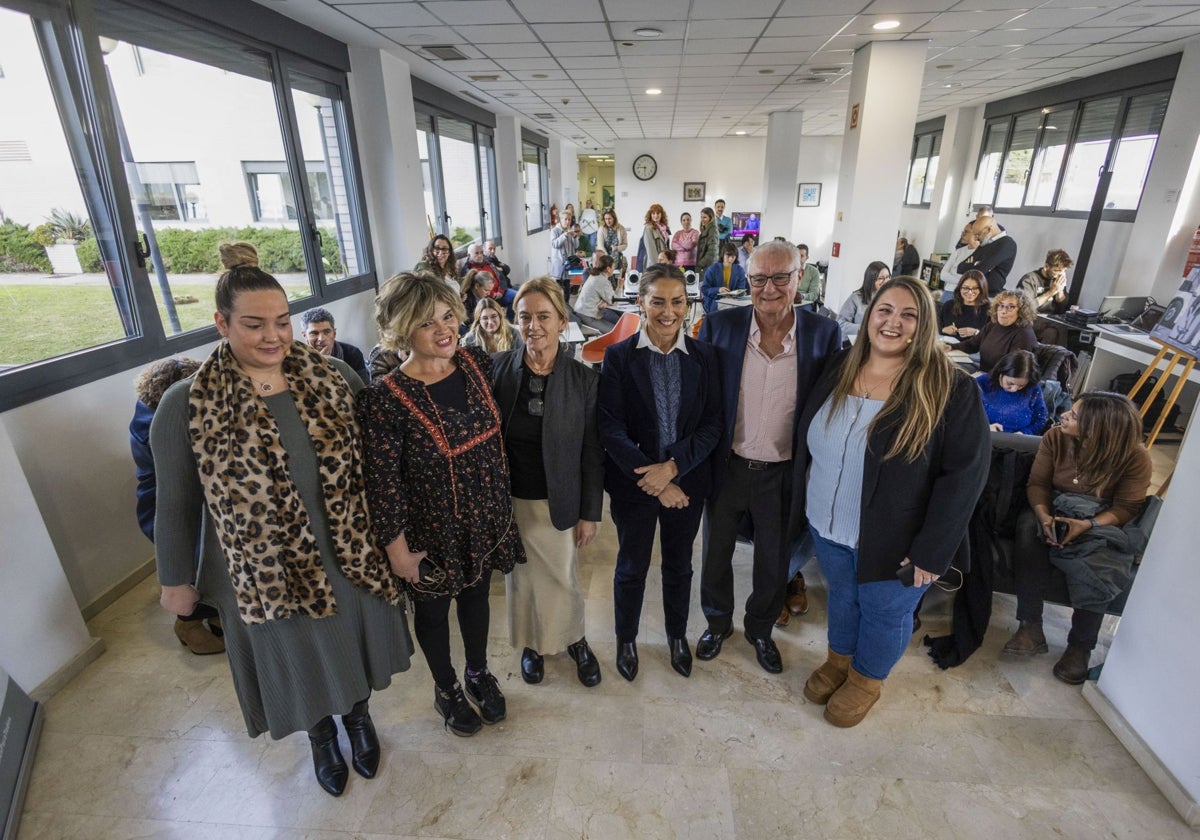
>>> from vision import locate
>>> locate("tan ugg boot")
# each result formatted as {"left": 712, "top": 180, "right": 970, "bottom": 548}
{"left": 803, "top": 648, "right": 852, "bottom": 704}
{"left": 824, "top": 666, "right": 883, "bottom": 727}
{"left": 174, "top": 618, "right": 225, "bottom": 655}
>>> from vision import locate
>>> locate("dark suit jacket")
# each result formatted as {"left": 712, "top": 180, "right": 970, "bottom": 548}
{"left": 492, "top": 346, "right": 604, "bottom": 530}
{"left": 957, "top": 234, "right": 1017, "bottom": 295}
{"left": 790, "top": 350, "right": 990, "bottom": 582}
{"left": 598, "top": 334, "right": 723, "bottom": 503}
{"left": 332, "top": 340, "right": 370, "bottom": 384}
{"left": 697, "top": 304, "right": 841, "bottom": 490}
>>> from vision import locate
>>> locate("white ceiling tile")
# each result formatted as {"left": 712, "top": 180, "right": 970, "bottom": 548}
{"left": 1002, "top": 44, "right": 1071, "bottom": 60}
{"left": 454, "top": 24, "right": 538, "bottom": 42}
{"left": 377, "top": 25, "right": 458, "bottom": 43}
{"left": 840, "top": 13, "right": 939, "bottom": 34}
{"left": 684, "top": 37, "right": 758, "bottom": 54}
{"left": 531, "top": 22, "right": 612, "bottom": 40}
{"left": 753, "top": 35, "right": 829, "bottom": 52}
{"left": 1064, "top": 42, "right": 1144, "bottom": 57}
{"left": 947, "top": 0, "right": 1036, "bottom": 9}
{"left": 611, "top": 21, "right": 688, "bottom": 39}
{"left": 961, "top": 28, "right": 1035, "bottom": 47}
{"left": 917, "top": 10, "right": 1027, "bottom": 32}
{"left": 1005, "top": 8, "right": 1106, "bottom": 29}
{"left": 864, "top": 0, "right": 958, "bottom": 11}
{"left": 1033, "top": 56, "right": 1105, "bottom": 69}
{"left": 512, "top": 0, "right": 605, "bottom": 21}
{"left": 1033, "top": 26, "right": 1134, "bottom": 44}
{"left": 480, "top": 42, "right": 550, "bottom": 59}
{"left": 1081, "top": 7, "right": 1192, "bottom": 27}
{"left": 601, "top": 0, "right": 692, "bottom": 20}
{"left": 687, "top": 19, "right": 770, "bottom": 39}
{"left": 681, "top": 53, "right": 746, "bottom": 66}
{"left": 422, "top": 1, "right": 523, "bottom": 25}
{"left": 339, "top": 3, "right": 442, "bottom": 26}
{"left": 763, "top": 16, "right": 857, "bottom": 37}
{"left": 617, "top": 40, "right": 684, "bottom": 56}
{"left": 620, "top": 54, "right": 684, "bottom": 67}
{"left": 777, "top": 0, "right": 868, "bottom": 15}
{"left": 549, "top": 41, "right": 618, "bottom": 57}
{"left": 498, "top": 58, "right": 558, "bottom": 70}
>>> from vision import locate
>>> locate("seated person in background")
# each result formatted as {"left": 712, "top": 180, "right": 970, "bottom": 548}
{"left": 796, "top": 243, "right": 822, "bottom": 304}
{"left": 462, "top": 296, "right": 523, "bottom": 353}
{"left": 977, "top": 350, "right": 1047, "bottom": 435}
{"left": 574, "top": 254, "right": 621, "bottom": 332}
{"left": 737, "top": 234, "right": 757, "bottom": 268}
{"left": 1002, "top": 392, "right": 1152, "bottom": 684}
{"left": 954, "top": 290, "right": 1038, "bottom": 372}
{"left": 130, "top": 357, "right": 224, "bottom": 655}
{"left": 893, "top": 237, "right": 920, "bottom": 277}
{"left": 461, "top": 270, "right": 494, "bottom": 332}
{"left": 483, "top": 240, "right": 510, "bottom": 284}
{"left": 461, "top": 242, "right": 517, "bottom": 310}
{"left": 938, "top": 269, "right": 989, "bottom": 339}
{"left": 836, "top": 261, "right": 890, "bottom": 331}
{"left": 700, "top": 242, "right": 747, "bottom": 313}
{"left": 657, "top": 248, "right": 677, "bottom": 266}
{"left": 301, "top": 306, "right": 369, "bottom": 383}
{"left": 1016, "top": 249, "right": 1073, "bottom": 315}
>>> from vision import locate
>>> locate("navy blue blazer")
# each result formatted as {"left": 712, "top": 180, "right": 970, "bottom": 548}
{"left": 598, "top": 333, "right": 723, "bottom": 504}
{"left": 790, "top": 350, "right": 990, "bottom": 582}
{"left": 697, "top": 304, "right": 841, "bottom": 490}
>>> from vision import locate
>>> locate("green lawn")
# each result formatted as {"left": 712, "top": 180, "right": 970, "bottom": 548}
{"left": 0, "top": 280, "right": 311, "bottom": 367}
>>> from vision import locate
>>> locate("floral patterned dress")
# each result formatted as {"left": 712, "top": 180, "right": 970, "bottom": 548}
{"left": 356, "top": 346, "right": 525, "bottom": 600}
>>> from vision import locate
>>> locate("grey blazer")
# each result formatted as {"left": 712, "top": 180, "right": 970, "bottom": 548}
{"left": 492, "top": 345, "right": 604, "bottom": 530}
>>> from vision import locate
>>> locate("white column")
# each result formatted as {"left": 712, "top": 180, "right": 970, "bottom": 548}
{"left": 930, "top": 106, "right": 982, "bottom": 253}
{"left": 347, "top": 47, "right": 427, "bottom": 277}
{"left": 1116, "top": 38, "right": 1200, "bottom": 302}
{"left": 827, "top": 41, "right": 927, "bottom": 309}
{"left": 761, "top": 111, "right": 804, "bottom": 243}
{"left": 494, "top": 115, "right": 527, "bottom": 286}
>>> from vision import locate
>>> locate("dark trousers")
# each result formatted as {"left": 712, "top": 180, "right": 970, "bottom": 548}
{"left": 412, "top": 570, "right": 493, "bottom": 690}
{"left": 1013, "top": 507, "right": 1106, "bottom": 650}
{"left": 700, "top": 456, "right": 792, "bottom": 639}
{"left": 611, "top": 493, "right": 704, "bottom": 643}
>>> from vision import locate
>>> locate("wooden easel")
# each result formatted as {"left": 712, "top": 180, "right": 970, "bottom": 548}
{"left": 1125, "top": 337, "right": 1197, "bottom": 448}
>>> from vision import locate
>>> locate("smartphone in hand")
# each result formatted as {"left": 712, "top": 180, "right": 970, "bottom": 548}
{"left": 1053, "top": 520, "right": 1070, "bottom": 544}
{"left": 896, "top": 564, "right": 916, "bottom": 587}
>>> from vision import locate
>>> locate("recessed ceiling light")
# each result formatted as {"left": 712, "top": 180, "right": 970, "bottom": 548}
{"left": 646, "top": 88, "right": 662, "bottom": 95}
{"left": 942, "top": 83, "right": 958, "bottom": 88}
{"left": 935, "top": 63, "right": 954, "bottom": 70}
{"left": 621, "top": 41, "right": 635, "bottom": 47}
{"left": 633, "top": 27, "right": 663, "bottom": 38}
{"left": 873, "top": 20, "right": 901, "bottom": 30}
{"left": 757, "top": 68, "right": 775, "bottom": 75}
{"left": 735, "top": 130, "right": 747, "bottom": 135}
{"left": 532, "top": 73, "right": 548, "bottom": 79}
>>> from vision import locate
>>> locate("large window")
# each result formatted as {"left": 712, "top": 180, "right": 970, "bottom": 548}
{"left": 0, "top": 0, "right": 375, "bottom": 408}
{"left": 415, "top": 104, "right": 502, "bottom": 248}
{"left": 972, "top": 81, "right": 1171, "bottom": 220}
{"left": 904, "top": 127, "right": 941, "bottom": 206}
{"left": 523, "top": 140, "right": 549, "bottom": 233}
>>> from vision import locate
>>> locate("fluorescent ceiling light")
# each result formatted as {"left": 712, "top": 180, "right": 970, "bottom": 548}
{"left": 633, "top": 27, "right": 662, "bottom": 38}
{"left": 873, "top": 20, "right": 901, "bottom": 30}
{"left": 646, "top": 88, "right": 662, "bottom": 95}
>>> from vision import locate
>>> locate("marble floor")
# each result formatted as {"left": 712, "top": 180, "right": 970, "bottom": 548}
{"left": 17, "top": 505, "right": 1197, "bottom": 840}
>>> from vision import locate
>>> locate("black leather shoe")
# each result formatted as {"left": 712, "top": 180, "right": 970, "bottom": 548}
{"left": 695, "top": 627, "right": 733, "bottom": 661}
{"left": 434, "top": 683, "right": 482, "bottom": 737}
{"left": 668, "top": 637, "right": 693, "bottom": 678}
{"left": 342, "top": 698, "right": 380, "bottom": 779}
{"left": 520, "top": 647, "right": 544, "bottom": 685}
{"left": 616, "top": 641, "right": 638, "bottom": 682}
{"left": 307, "top": 716, "right": 349, "bottom": 796}
{"left": 567, "top": 637, "right": 602, "bottom": 687}
{"left": 744, "top": 630, "right": 783, "bottom": 674}
{"left": 464, "top": 669, "right": 507, "bottom": 724}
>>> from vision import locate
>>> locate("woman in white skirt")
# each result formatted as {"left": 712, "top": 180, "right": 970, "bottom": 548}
{"left": 491, "top": 277, "right": 605, "bottom": 686}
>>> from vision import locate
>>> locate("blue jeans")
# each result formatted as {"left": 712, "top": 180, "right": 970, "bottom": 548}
{"left": 810, "top": 528, "right": 927, "bottom": 680}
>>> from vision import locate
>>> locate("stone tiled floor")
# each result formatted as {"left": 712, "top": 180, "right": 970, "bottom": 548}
{"left": 17, "top": 498, "right": 1196, "bottom": 839}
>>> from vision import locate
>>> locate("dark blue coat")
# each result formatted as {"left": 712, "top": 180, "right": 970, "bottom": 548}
{"left": 130, "top": 399, "right": 157, "bottom": 541}
{"left": 700, "top": 263, "right": 748, "bottom": 313}
{"left": 598, "top": 333, "right": 723, "bottom": 504}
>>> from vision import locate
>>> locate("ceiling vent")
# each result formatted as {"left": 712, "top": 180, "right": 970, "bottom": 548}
{"left": 468, "top": 74, "right": 500, "bottom": 82}
{"left": 794, "top": 76, "right": 827, "bottom": 84}
{"left": 810, "top": 67, "right": 843, "bottom": 75}
{"left": 533, "top": 112, "right": 555, "bottom": 119}
{"left": 423, "top": 45, "right": 469, "bottom": 61}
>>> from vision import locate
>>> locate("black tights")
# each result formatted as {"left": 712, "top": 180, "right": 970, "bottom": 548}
{"left": 412, "top": 570, "right": 492, "bottom": 690}
{"left": 1014, "top": 507, "right": 1106, "bottom": 651}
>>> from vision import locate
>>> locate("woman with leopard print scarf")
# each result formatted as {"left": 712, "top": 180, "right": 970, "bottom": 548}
{"left": 152, "top": 243, "right": 413, "bottom": 798}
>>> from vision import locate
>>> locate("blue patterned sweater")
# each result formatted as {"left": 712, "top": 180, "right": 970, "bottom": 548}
{"left": 977, "top": 374, "right": 1047, "bottom": 435}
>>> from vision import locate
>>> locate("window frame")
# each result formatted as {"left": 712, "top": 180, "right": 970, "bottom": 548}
{"left": 522, "top": 133, "right": 549, "bottom": 234}
{"left": 903, "top": 118, "right": 944, "bottom": 208}
{"left": 0, "top": 0, "right": 377, "bottom": 411}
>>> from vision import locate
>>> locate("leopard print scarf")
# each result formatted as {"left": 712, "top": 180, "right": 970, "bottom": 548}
{"left": 188, "top": 340, "right": 401, "bottom": 624}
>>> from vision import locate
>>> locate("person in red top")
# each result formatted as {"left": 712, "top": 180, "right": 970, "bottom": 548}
{"left": 460, "top": 243, "right": 515, "bottom": 313}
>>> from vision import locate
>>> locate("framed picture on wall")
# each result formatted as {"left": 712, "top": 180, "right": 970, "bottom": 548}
{"left": 683, "top": 181, "right": 706, "bottom": 202}
{"left": 797, "top": 183, "right": 822, "bottom": 207}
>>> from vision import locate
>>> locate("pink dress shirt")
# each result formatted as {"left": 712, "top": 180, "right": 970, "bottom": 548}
{"left": 732, "top": 315, "right": 798, "bottom": 462}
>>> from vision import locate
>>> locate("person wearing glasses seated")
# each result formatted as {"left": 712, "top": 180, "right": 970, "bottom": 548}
{"left": 414, "top": 235, "right": 460, "bottom": 293}
{"left": 700, "top": 242, "right": 748, "bottom": 314}
{"left": 977, "top": 350, "right": 1047, "bottom": 435}
{"left": 696, "top": 241, "right": 840, "bottom": 674}
{"left": 953, "top": 289, "right": 1038, "bottom": 372}
{"left": 600, "top": 265, "right": 724, "bottom": 682}
{"left": 492, "top": 278, "right": 605, "bottom": 688}
{"left": 836, "top": 262, "right": 891, "bottom": 333}
{"left": 938, "top": 269, "right": 989, "bottom": 340}
{"left": 1002, "top": 393, "right": 1151, "bottom": 684}
{"left": 794, "top": 276, "right": 989, "bottom": 726}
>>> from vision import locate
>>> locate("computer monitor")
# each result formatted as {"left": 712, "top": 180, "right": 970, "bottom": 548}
{"left": 731, "top": 212, "right": 761, "bottom": 240}
{"left": 1099, "top": 295, "right": 1148, "bottom": 321}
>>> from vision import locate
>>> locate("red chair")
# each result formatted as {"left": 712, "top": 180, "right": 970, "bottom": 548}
{"left": 581, "top": 311, "right": 641, "bottom": 365}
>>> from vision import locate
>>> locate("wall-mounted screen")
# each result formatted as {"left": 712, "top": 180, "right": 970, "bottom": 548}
{"left": 731, "top": 211, "right": 761, "bottom": 240}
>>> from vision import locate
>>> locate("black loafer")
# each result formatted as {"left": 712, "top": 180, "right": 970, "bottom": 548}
{"left": 668, "top": 637, "right": 693, "bottom": 678}
{"left": 744, "top": 630, "right": 783, "bottom": 674}
{"left": 520, "top": 647, "right": 544, "bottom": 685}
{"left": 695, "top": 627, "right": 733, "bottom": 661}
{"left": 566, "top": 637, "right": 602, "bottom": 687}
{"left": 616, "top": 641, "right": 638, "bottom": 682}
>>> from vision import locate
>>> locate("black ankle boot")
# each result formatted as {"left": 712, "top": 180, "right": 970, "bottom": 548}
{"left": 307, "top": 716, "right": 348, "bottom": 796}
{"left": 342, "top": 698, "right": 380, "bottom": 779}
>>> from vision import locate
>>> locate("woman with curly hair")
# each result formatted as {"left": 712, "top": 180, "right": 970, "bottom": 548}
{"left": 414, "top": 234, "right": 459, "bottom": 291}
{"left": 640, "top": 204, "right": 670, "bottom": 271}
{"left": 954, "top": 288, "right": 1038, "bottom": 372}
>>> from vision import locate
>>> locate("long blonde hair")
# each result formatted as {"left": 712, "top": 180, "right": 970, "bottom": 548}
{"left": 829, "top": 276, "right": 953, "bottom": 462}
{"left": 465, "top": 298, "right": 516, "bottom": 352}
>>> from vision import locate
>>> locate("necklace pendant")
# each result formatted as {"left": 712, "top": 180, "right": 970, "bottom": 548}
{"left": 1072, "top": 477, "right": 1079, "bottom": 484}
{"left": 261, "top": 383, "right": 273, "bottom": 392}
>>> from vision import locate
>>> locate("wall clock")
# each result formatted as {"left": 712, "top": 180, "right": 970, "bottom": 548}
{"left": 633, "top": 154, "right": 657, "bottom": 181}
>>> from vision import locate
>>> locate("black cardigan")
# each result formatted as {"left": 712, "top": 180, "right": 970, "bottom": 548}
{"left": 789, "top": 350, "right": 991, "bottom": 582}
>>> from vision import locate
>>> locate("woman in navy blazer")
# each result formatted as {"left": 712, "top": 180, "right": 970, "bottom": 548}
{"left": 789, "top": 276, "right": 989, "bottom": 727}
{"left": 599, "top": 266, "right": 723, "bottom": 682}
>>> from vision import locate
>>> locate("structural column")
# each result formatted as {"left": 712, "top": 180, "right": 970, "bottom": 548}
{"left": 826, "top": 41, "right": 927, "bottom": 309}
{"left": 761, "top": 111, "right": 804, "bottom": 244}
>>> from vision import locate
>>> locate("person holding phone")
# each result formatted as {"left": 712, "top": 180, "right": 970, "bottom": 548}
{"left": 1002, "top": 392, "right": 1152, "bottom": 684}
{"left": 791, "top": 276, "right": 989, "bottom": 727}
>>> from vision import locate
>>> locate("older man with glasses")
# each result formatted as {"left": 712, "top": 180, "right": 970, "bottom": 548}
{"left": 695, "top": 240, "right": 841, "bottom": 673}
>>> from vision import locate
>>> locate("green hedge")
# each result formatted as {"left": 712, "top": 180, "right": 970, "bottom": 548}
{"left": 73, "top": 226, "right": 343, "bottom": 275}
{"left": 0, "top": 221, "right": 53, "bottom": 273}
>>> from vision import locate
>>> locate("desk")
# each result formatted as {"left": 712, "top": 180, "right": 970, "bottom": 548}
{"left": 1082, "top": 329, "right": 1200, "bottom": 430}
{"left": 1035, "top": 315, "right": 1096, "bottom": 355}
{"left": 565, "top": 322, "right": 585, "bottom": 344}
{"left": 716, "top": 295, "right": 752, "bottom": 309}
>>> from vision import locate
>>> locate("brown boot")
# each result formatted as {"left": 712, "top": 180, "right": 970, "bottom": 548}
{"left": 1052, "top": 644, "right": 1092, "bottom": 685}
{"left": 774, "top": 607, "right": 790, "bottom": 628}
{"left": 824, "top": 666, "right": 883, "bottom": 728}
{"left": 1001, "top": 621, "right": 1048, "bottom": 656}
{"left": 786, "top": 572, "right": 809, "bottom": 615}
{"left": 803, "top": 649, "right": 852, "bottom": 704}
{"left": 174, "top": 618, "right": 225, "bottom": 655}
